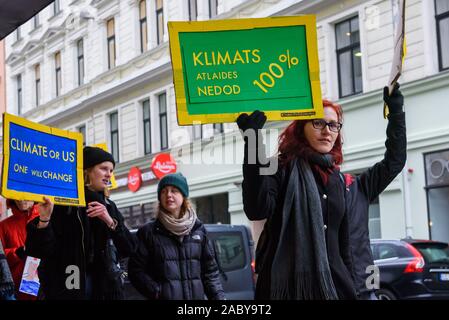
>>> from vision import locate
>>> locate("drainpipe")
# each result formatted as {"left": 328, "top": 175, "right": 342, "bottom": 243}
{"left": 401, "top": 164, "right": 413, "bottom": 238}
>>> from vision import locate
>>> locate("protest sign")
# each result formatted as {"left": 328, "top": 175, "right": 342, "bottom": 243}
{"left": 168, "top": 16, "right": 323, "bottom": 125}
{"left": 1, "top": 113, "right": 85, "bottom": 206}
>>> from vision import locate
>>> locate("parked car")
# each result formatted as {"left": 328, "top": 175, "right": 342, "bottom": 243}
{"left": 122, "top": 224, "right": 256, "bottom": 300}
{"left": 370, "top": 238, "right": 449, "bottom": 300}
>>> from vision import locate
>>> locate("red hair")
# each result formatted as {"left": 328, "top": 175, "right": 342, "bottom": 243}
{"left": 278, "top": 100, "right": 344, "bottom": 184}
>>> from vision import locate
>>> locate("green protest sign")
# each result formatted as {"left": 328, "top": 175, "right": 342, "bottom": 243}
{"left": 168, "top": 16, "right": 323, "bottom": 125}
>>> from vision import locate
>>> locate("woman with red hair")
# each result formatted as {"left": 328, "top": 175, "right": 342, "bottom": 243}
{"left": 237, "top": 84, "right": 406, "bottom": 300}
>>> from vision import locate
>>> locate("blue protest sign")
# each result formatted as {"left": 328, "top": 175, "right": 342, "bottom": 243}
{"left": 1, "top": 113, "right": 85, "bottom": 206}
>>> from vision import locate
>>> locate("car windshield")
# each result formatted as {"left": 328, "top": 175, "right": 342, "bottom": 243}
{"left": 412, "top": 243, "right": 449, "bottom": 264}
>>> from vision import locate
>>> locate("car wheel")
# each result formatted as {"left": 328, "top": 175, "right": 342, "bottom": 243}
{"left": 375, "top": 289, "right": 397, "bottom": 300}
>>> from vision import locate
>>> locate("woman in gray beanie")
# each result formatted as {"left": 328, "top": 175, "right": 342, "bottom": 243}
{"left": 129, "top": 172, "right": 226, "bottom": 300}
{"left": 26, "top": 146, "right": 136, "bottom": 300}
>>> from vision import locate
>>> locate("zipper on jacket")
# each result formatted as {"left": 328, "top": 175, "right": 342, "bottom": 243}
{"left": 77, "top": 209, "right": 85, "bottom": 259}
{"left": 77, "top": 209, "right": 87, "bottom": 293}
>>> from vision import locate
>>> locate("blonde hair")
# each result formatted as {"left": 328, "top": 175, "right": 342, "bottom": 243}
{"left": 84, "top": 168, "right": 110, "bottom": 197}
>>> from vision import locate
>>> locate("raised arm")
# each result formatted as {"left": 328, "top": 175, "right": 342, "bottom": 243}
{"left": 238, "top": 111, "right": 282, "bottom": 221}
{"left": 358, "top": 84, "right": 407, "bottom": 202}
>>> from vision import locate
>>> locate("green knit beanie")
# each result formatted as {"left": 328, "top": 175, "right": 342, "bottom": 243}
{"left": 157, "top": 173, "right": 189, "bottom": 200}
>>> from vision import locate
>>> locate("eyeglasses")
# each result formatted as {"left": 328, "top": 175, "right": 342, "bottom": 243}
{"left": 311, "top": 119, "right": 343, "bottom": 133}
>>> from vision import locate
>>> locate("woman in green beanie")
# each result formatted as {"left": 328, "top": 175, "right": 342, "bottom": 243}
{"left": 128, "top": 172, "right": 226, "bottom": 300}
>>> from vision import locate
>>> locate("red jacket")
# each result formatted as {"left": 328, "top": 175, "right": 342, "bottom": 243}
{"left": 0, "top": 201, "right": 39, "bottom": 300}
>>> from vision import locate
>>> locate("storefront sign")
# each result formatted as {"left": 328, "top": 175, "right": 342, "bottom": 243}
{"left": 128, "top": 167, "right": 142, "bottom": 192}
{"left": 168, "top": 16, "right": 323, "bottom": 125}
{"left": 151, "top": 153, "right": 177, "bottom": 179}
{"left": 1, "top": 113, "right": 85, "bottom": 206}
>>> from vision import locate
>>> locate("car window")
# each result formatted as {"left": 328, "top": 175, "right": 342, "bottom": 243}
{"left": 412, "top": 243, "right": 449, "bottom": 264}
{"left": 210, "top": 232, "right": 246, "bottom": 272}
{"left": 377, "top": 244, "right": 399, "bottom": 260}
{"left": 370, "top": 244, "right": 378, "bottom": 260}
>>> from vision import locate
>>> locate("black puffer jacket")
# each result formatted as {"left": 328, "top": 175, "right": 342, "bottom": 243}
{"left": 128, "top": 219, "right": 226, "bottom": 300}
{"left": 25, "top": 190, "right": 136, "bottom": 300}
{"left": 243, "top": 112, "right": 406, "bottom": 299}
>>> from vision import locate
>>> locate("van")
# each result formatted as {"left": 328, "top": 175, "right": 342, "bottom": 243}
{"left": 122, "top": 224, "right": 255, "bottom": 300}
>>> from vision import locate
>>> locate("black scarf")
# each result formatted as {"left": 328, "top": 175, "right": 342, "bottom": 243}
{"left": 270, "top": 155, "right": 338, "bottom": 300}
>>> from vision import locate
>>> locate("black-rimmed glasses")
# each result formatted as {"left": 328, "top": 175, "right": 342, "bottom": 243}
{"left": 311, "top": 119, "right": 343, "bottom": 133}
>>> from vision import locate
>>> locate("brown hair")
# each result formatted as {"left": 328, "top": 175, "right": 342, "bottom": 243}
{"left": 157, "top": 197, "right": 192, "bottom": 218}
{"left": 278, "top": 99, "right": 344, "bottom": 184}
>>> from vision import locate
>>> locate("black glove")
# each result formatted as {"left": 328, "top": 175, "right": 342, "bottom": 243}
{"left": 384, "top": 82, "right": 404, "bottom": 114}
{"left": 236, "top": 110, "right": 267, "bottom": 132}
{"left": 15, "top": 246, "right": 26, "bottom": 260}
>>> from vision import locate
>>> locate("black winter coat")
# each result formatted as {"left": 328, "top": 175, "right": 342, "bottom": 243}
{"left": 242, "top": 112, "right": 406, "bottom": 299}
{"left": 128, "top": 219, "right": 226, "bottom": 300}
{"left": 25, "top": 190, "right": 136, "bottom": 300}
{"left": 345, "top": 112, "right": 407, "bottom": 296}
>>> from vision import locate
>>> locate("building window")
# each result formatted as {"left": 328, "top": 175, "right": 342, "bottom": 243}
{"left": 156, "top": 0, "right": 164, "bottom": 45}
{"left": 209, "top": 0, "right": 218, "bottom": 18}
{"left": 193, "top": 123, "right": 203, "bottom": 140}
{"left": 120, "top": 202, "right": 156, "bottom": 229}
{"left": 158, "top": 93, "right": 168, "bottom": 150}
{"left": 435, "top": 0, "right": 449, "bottom": 71}
{"left": 78, "top": 125, "right": 86, "bottom": 147}
{"left": 77, "top": 39, "right": 84, "bottom": 85}
{"left": 213, "top": 123, "right": 223, "bottom": 134}
{"left": 107, "top": 18, "right": 116, "bottom": 69}
{"left": 55, "top": 51, "right": 62, "bottom": 96}
{"left": 188, "top": 0, "right": 198, "bottom": 21}
{"left": 33, "top": 14, "right": 40, "bottom": 29}
{"left": 139, "top": 0, "right": 148, "bottom": 52}
{"left": 110, "top": 112, "right": 119, "bottom": 162}
{"left": 368, "top": 198, "right": 381, "bottom": 239}
{"left": 143, "top": 99, "right": 152, "bottom": 154}
{"left": 35, "top": 64, "right": 41, "bottom": 106}
{"left": 335, "top": 16, "right": 362, "bottom": 98}
{"left": 194, "top": 193, "right": 230, "bottom": 224}
{"left": 425, "top": 150, "right": 449, "bottom": 243}
{"left": 17, "top": 74, "right": 22, "bottom": 115}
{"left": 53, "top": 0, "right": 60, "bottom": 15}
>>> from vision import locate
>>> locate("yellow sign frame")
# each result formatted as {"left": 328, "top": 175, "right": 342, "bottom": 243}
{"left": 1, "top": 113, "right": 85, "bottom": 206}
{"left": 168, "top": 16, "right": 323, "bottom": 125}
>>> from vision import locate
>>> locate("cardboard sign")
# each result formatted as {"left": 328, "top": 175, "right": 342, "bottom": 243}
{"left": 18, "top": 256, "right": 41, "bottom": 297}
{"left": 384, "top": 0, "right": 406, "bottom": 118}
{"left": 1, "top": 113, "right": 85, "bottom": 206}
{"left": 168, "top": 16, "right": 323, "bottom": 125}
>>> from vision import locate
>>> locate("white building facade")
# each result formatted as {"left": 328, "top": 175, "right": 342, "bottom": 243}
{"left": 3, "top": 0, "right": 449, "bottom": 243}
